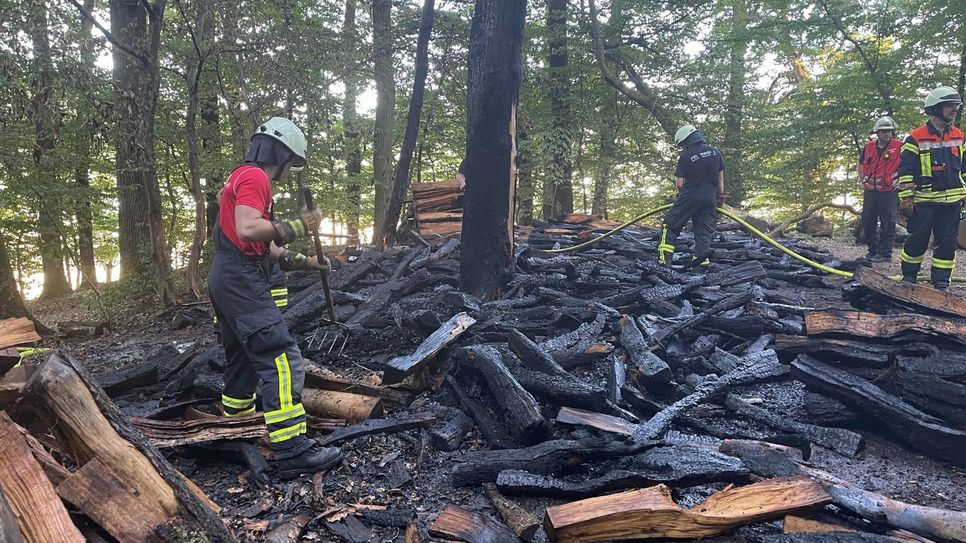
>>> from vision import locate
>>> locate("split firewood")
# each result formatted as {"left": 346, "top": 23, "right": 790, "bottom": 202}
{"left": 456, "top": 345, "right": 549, "bottom": 445}
{"left": 543, "top": 476, "right": 830, "bottom": 542}
{"left": 383, "top": 312, "right": 476, "bottom": 384}
{"left": 317, "top": 412, "right": 436, "bottom": 446}
{"left": 844, "top": 366, "right": 966, "bottom": 424}
{"left": 555, "top": 406, "right": 636, "bottom": 436}
{"left": 0, "top": 318, "right": 41, "bottom": 351}
{"left": 724, "top": 395, "right": 863, "bottom": 456}
{"left": 452, "top": 438, "right": 652, "bottom": 487}
{"left": 483, "top": 483, "right": 544, "bottom": 542}
{"left": 429, "top": 506, "right": 521, "bottom": 543}
{"left": 791, "top": 354, "right": 966, "bottom": 467}
{"left": 0, "top": 365, "right": 25, "bottom": 406}
{"left": 302, "top": 388, "right": 383, "bottom": 423}
{"left": 130, "top": 413, "right": 266, "bottom": 448}
{"left": 618, "top": 315, "right": 671, "bottom": 384}
{"left": 22, "top": 351, "right": 234, "bottom": 542}
{"left": 719, "top": 439, "right": 966, "bottom": 542}
{"left": 804, "top": 309, "right": 966, "bottom": 345}
{"left": 0, "top": 411, "right": 84, "bottom": 543}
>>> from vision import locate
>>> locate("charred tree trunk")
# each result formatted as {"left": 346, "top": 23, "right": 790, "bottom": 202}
{"left": 542, "top": 0, "right": 574, "bottom": 219}
{"left": 29, "top": 0, "right": 71, "bottom": 300}
{"left": 371, "top": 0, "right": 395, "bottom": 244}
{"left": 343, "top": 0, "right": 362, "bottom": 243}
{"left": 0, "top": 240, "right": 31, "bottom": 320}
{"left": 380, "top": 0, "right": 434, "bottom": 249}
{"left": 516, "top": 105, "right": 534, "bottom": 225}
{"left": 721, "top": 0, "right": 748, "bottom": 204}
{"left": 459, "top": 0, "right": 525, "bottom": 299}
{"left": 110, "top": 0, "right": 176, "bottom": 306}
{"left": 74, "top": 0, "right": 98, "bottom": 290}
{"left": 183, "top": 0, "right": 212, "bottom": 301}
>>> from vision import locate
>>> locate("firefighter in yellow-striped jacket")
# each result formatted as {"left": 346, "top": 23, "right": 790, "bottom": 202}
{"left": 897, "top": 86, "right": 966, "bottom": 291}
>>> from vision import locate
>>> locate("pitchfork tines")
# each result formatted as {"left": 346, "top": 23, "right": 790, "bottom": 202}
{"left": 307, "top": 320, "right": 350, "bottom": 357}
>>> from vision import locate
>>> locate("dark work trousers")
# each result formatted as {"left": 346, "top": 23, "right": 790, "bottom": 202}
{"left": 862, "top": 190, "right": 898, "bottom": 257}
{"left": 208, "top": 227, "right": 312, "bottom": 459}
{"left": 215, "top": 262, "right": 287, "bottom": 343}
{"left": 899, "top": 203, "right": 961, "bottom": 288}
{"left": 659, "top": 181, "right": 717, "bottom": 266}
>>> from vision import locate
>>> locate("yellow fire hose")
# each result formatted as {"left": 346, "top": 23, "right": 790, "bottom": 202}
{"left": 544, "top": 205, "right": 965, "bottom": 283}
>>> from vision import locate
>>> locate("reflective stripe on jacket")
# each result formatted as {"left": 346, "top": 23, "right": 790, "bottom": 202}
{"left": 897, "top": 122, "right": 966, "bottom": 204}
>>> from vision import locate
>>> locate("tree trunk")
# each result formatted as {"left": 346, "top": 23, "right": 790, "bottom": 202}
{"left": 201, "top": 92, "right": 221, "bottom": 235}
{"left": 459, "top": 0, "right": 525, "bottom": 299}
{"left": 28, "top": 0, "right": 71, "bottom": 300}
{"left": 0, "top": 240, "right": 31, "bottom": 320}
{"left": 110, "top": 0, "right": 177, "bottom": 306}
{"left": 380, "top": 0, "right": 434, "bottom": 250}
{"left": 721, "top": 0, "right": 749, "bottom": 205}
{"left": 592, "top": 90, "right": 619, "bottom": 217}
{"left": 184, "top": 0, "right": 212, "bottom": 301}
{"left": 542, "top": 0, "right": 574, "bottom": 220}
{"left": 516, "top": 104, "right": 534, "bottom": 225}
{"left": 957, "top": 37, "right": 966, "bottom": 128}
{"left": 74, "top": 0, "right": 98, "bottom": 291}
{"left": 371, "top": 0, "right": 395, "bottom": 243}
{"left": 342, "top": 0, "right": 362, "bottom": 243}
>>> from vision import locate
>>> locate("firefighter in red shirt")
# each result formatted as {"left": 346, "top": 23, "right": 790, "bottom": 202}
{"left": 209, "top": 117, "right": 343, "bottom": 479}
{"left": 858, "top": 116, "right": 902, "bottom": 262}
{"left": 897, "top": 86, "right": 966, "bottom": 291}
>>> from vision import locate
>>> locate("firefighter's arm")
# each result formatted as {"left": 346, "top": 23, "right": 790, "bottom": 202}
{"left": 897, "top": 136, "right": 919, "bottom": 200}
{"left": 235, "top": 204, "right": 277, "bottom": 242}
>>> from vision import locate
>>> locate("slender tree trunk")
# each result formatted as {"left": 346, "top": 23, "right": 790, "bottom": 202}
{"left": 371, "top": 0, "right": 395, "bottom": 243}
{"left": 0, "top": 238, "right": 31, "bottom": 320}
{"left": 956, "top": 37, "right": 966, "bottom": 128}
{"left": 380, "top": 0, "right": 434, "bottom": 249}
{"left": 342, "top": 0, "right": 362, "bottom": 243}
{"left": 721, "top": 0, "right": 749, "bottom": 205}
{"left": 184, "top": 0, "right": 212, "bottom": 301}
{"left": 542, "top": 0, "right": 574, "bottom": 219}
{"left": 110, "top": 0, "right": 176, "bottom": 306}
{"left": 592, "top": 90, "right": 619, "bottom": 217}
{"left": 516, "top": 105, "right": 534, "bottom": 225}
{"left": 460, "top": 0, "right": 525, "bottom": 299}
{"left": 74, "top": 0, "right": 98, "bottom": 290}
{"left": 201, "top": 92, "right": 221, "bottom": 236}
{"left": 28, "top": 0, "right": 71, "bottom": 300}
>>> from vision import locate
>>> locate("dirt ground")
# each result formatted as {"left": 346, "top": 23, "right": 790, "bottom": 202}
{"left": 23, "top": 233, "right": 966, "bottom": 541}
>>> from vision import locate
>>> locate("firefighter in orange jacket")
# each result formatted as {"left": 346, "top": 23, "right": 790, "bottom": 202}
{"left": 859, "top": 116, "right": 902, "bottom": 262}
{"left": 897, "top": 86, "right": 966, "bottom": 291}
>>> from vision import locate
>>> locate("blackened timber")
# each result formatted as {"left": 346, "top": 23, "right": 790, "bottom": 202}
{"left": 847, "top": 367, "right": 966, "bottom": 423}
{"left": 430, "top": 408, "right": 473, "bottom": 452}
{"left": 304, "top": 364, "right": 412, "bottom": 406}
{"left": 632, "top": 349, "right": 786, "bottom": 441}
{"left": 651, "top": 288, "right": 756, "bottom": 345}
{"left": 804, "top": 309, "right": 966, "bottom": 346}
{"left": 346, "top": 268, "right": 442, "bottom": 332}
{"left": 852, "top": 266, "right": 966, "bottom": 318}
{"left": 318, "top": 413, "right": 436, "bottom": 446}
{"left": 775, "top": 336, "right": 966, "bottom": 381}
{"left": 804, "top": 393, "right": 863, "bottom": 426}
{"left": 429, "top": 507, "right": 519, "bottom": 543}
{"left": 457, "top": 346, "right": 549, "bottom": 444}
{"left": 508, "top": 328, "right": 568, "bottom": 375}
{"left": 724, "top": 395, "right": 863, "bottom": 456}
{"left": 618, "top": 315, "right": 671, "bottom": 383}
{"left": 556, "top": 406, "right": 636, "bottom": 436}
{"left": 508, "top": 359, "right": 607, "bottom": 410}
{"left": 445, "top": 375, "right": 516, "bottom": 449}
{"left": 97, "top": 360, "right": 159, "bottom": 397}
{"left": 451, "top": 438, "right": 652, "bottom": 487}
{"left": 791, "top": 354, "right": 966, "bottom": 467}
{"left": 382, "top": 312, "right": 475, "bottom": 384}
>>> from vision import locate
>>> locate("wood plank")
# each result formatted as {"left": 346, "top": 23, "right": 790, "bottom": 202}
{"left": 0, "top": 411, "right": 84, "bottom": 543}
{"left": 791, "top": 354, "right": 966, "bottom": 467}
{"left": 0, "top": 318, "right": 40, "bottom": 351}
{"left": 415, "top": 211, "right": 464, "bottom": 222}
{"left": 383, "top": 312, "right": 476, "bottom": 384}
{"left": 556, "top": 406, "right": 636, "bottom": 436}
{"left": 804, "top": 309, "right": 966, "bottom": 345}
{"left": 429, "top": 506, "right": 521, "bottom": 543}
{"left": 130, "top": 413, "right": 267, "bottom": 448}
{"left": 544, "top": 476, "right": 830, "bottom": 542}
{"left": 57, "top": 458, "right": 170, "bottom": 543}
{"left": 852, "top": 267, "right": 966, "bottom": 317}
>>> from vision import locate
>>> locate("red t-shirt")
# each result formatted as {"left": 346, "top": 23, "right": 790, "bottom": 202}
{"left": 219, "top": 165, "right": 273, "bottom": 256}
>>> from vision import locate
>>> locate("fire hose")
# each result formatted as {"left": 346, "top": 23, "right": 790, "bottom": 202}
{"left": 543, "top": 205, "right": 966, "bottom": 283}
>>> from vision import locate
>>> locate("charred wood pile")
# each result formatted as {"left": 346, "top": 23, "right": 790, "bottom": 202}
{"left": 5, "top": 214, "right": 966, "bottom": 542}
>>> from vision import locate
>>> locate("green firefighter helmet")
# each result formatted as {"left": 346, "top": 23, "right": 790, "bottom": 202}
{"left": 253, "top": 117, "right": 307, "bottom": 167}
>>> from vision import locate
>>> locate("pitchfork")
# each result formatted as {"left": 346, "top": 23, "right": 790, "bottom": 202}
{"left": 301, "top": 187, "right": 350, "bottom": 356}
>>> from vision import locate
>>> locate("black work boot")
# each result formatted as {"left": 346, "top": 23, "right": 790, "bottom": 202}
{"left": 934, "top": 283, "right": 949, "bottom": 292}
{"left": 277, "top": 443, "right": 343, "bottom": 480}
{"left": 901, "top": 274, "right": 917, "bottom": 284}
{"left": 871, "top": 254, "right": 891, "bottom": 263}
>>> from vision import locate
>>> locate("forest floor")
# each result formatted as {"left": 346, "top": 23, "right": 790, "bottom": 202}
{"left": 22, "top": 232, "right": 966, "bottom": 542}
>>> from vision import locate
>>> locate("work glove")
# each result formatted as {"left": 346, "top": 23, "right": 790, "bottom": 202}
{"left": 308, "top": 254, "right": 332, "bottom": 273}
{"left": 899, "top": 197, "right": 914, "bottom": 216}
{"left": 273, "top": 207, "right": 323, "bottom": 246}
{"left": 716, "top": 191, "right": 729, "bottom": 206}
{"left": 278, "top": 248, "right": 309, "bottom": 272}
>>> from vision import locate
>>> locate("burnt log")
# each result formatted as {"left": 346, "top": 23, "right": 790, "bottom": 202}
{"left": 509, "top": 360, "right": 608, "bottom": 411}
{"left": 618, "top": 315, "right": 671, "bottom": 384}
{"left": 302, "top": 388, "right": 383, "bottom": 423}
{"left": 382, "top": 312, "right": 475, "bottom": 384}
{"left": 97, "top": 360, "right": 159, "bottom": 397}
{"left": 483, "top": 483, "right": 542, "bottom": 542}
{"left": 651, "top": 288, "right": 756, "bottom": 345}
{"left": 724, "top": 395, "right": 863, "bottom": 456}
{"left": 456, "top": 345, "right": 549, "bottom": 445}
{"left": 720, "top": 439, "right": 966, "bottom": 542}
{"left": 445, "top": 375, "right": 516, "bottom": 449}
{"left": 845, "top": 367, "right": 966, "bottom": 423}
{"left": 430, "top": 408, "right": 474, "bottom": 452}
{"left": 851, "top": 267, "right": 966, "bottom": 318}
{"left": 804, "top": 309, "right": 966, "bottom": 346}
{"left": 429, "top": 507, "right": 519, "bottom": 543}
{"left": 543, "top": 476, "right": 830, "bottom": 542}
{"left": 317, "top": 413, "right": 436, "bottom": 446}
{"left": 804, "top": 393, "right": 863, "bottom": 426}
{"left": 304, "top": 364, "right": 412, "bottom": 406}
{"left": 452, "top": 438, "right": 652, "bottom": 487}
{"left": 791, "top": 354, "right": 966, "bottom": 467}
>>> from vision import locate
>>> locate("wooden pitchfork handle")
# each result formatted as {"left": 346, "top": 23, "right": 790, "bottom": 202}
{"left": 301, "top": 187, "right": 338, "bottom": 325}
